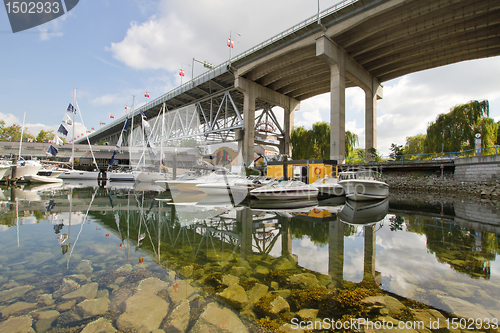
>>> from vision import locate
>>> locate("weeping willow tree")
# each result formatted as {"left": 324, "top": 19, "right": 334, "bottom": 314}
{"left": 291, "top": 121, "right": 358, "bottom": 159}
{"left": 425, "top": 100, "right": 498, "bottom": 152}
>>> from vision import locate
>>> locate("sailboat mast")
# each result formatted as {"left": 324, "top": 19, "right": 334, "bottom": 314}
{"left": 160, "top": 103, "right": 165, "bottom": 173}
{"left": 129, "top": 96, "right": 135, "bottom": 167}
{"left": 71, "top": 89, "right": 76, "bottom": 170}
{"left": 18, "top": 112, "right": 26, "bottom": 158}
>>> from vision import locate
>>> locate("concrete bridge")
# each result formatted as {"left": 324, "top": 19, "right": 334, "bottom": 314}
{"left": 82, "top": 0, "right": 500, "bottom": 165}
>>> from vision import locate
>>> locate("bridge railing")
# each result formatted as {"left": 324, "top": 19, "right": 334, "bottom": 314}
{"left": 342, "top": 146, "right": 500, "bottom": 166}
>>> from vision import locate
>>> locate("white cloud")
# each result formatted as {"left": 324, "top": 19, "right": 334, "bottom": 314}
{"left": 91, "top": 94, "right": 123, "bottom": 106}
{"left": 37, "top": 11, "right": 71, "bottom": 41}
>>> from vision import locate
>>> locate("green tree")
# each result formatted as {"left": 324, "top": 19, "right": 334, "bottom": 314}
{"left": 36, "top": 129, "right": 55, "bottom": 143}
{"left": 424, "top": 100, "right": 495, "bottom": 153}
{"left": 291, "top": 123, "right": 358, "bottom": 160}
{"left": 404, "top": 134, "right": 426, "bottom": 155}
{"left": 0, "top": 120, "right": 35, "bottom": 142}
{"left": 291, "top": 126, "right": 312, "bottom": 160}
{"left": 345, "top": 131, "right": 359, "bottom": 159}
{"left": 389, "top": 143, "right": 404, "bottom": 160}
{"left": 311, "top": 121, "right": 330, "bottom": 159}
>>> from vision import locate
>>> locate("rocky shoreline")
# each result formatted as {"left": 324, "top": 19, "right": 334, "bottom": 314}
{"left": 382, "top": 172, "right": 500, "bottom": 202}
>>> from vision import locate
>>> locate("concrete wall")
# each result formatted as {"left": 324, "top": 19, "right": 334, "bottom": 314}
{"left": 454, "top": 154, "right": 500, "bottom": 182}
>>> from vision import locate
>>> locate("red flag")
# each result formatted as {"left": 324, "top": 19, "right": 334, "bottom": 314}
{"left": 110, "top": 114, "right": 114, "bottom": 119}
{"left": 179, "top": 69, "right": 185, "bottom": 77}
{"left": 125, "top": 105, "right": 127, "bottom": 109}
{"left": 91, "top": 127, "right": 94, "bottom": 130}
{"left": 145, "top": 92, "right": 149, "bottom": 98}
{"left": 227, "top": 38, "right": 234, "bottom": 48}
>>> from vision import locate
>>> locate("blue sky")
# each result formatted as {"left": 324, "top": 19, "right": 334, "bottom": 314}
{"left": 1, "top": 0, "right": 499, "bottom": 155}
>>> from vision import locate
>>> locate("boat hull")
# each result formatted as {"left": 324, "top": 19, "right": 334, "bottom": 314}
{"left": 339, "top": 179, "right": 389, "bottom": 201}
{"left": 108, "top": 171, "right": 135, "bottom": 182}
{"left": 133, "top": 171, "right": 167, "bottom": 183}
{"left": 59, "top": 170, "right": 99, "bottom": 180}
{"left": 24, "top": 174, "right": 63, "bottom": 184}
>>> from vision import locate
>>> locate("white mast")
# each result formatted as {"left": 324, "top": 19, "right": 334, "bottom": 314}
{"left": 18, "top": 112, "right": 26, "bottom": 158}
{"left": 129, "top": 96, "right": 135, "bottom": 167}
{"left": 71, "top": 89, "right": 76, "bottom": 170}
{"left": 160, "top": 103, "right": 165, "bottom": 173}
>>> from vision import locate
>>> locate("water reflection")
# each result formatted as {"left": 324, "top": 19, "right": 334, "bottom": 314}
{"left": 0, "top": 184, "right": 499, "bottom": 331}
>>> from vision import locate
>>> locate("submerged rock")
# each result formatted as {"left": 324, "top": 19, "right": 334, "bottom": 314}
{"left": 190, "top": 302, "right": 249, "bottom": 333}
{"left": 33, "top": 310, "right": 60, "bottom": 333}
{"left": 246, "top": 283, "right": 268, "bottom": 305}
{"left": 168, "top": 280, "right": 195, "bottom": 304}
{"left": 218, "top": 284, "right": 249, "bottom": 309}
{"left": 53, "top": 278, "right": 80, "bottom": 298}
{"left": 80, "top": 317, "right": 117, "bottom": 333}
{"left": 116, "top": 293, "right": 169, "bottom": 333}
{"left": 61, "top": 282, "right": 98, "bottom": 300}
{"left": 137, "top": 277, "right": 169, "bottom": 295}
{"left": 0, "top": 315, "right": 34, "bottom": 333}
{"left": 56, "top": 299, "right": 77, "bottom": 312}
{"left": 0, "top": 285, "right": 34, "bottom": 303}
{"left": 288, "top": 273, "right": 319, "bottom": 289}
{"left": 75, "top": 260, "right": 93, "bottom": 276}
{"left": 0, "top": 301, "right": 37, "bottom": 317}
{"left": 77, "top": 297, "right": 110, "bottom": 319}
{"left": 163, "top": 299, "right": 190, "bottom": 333}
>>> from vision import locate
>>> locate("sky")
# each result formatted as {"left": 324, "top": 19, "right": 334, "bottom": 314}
{"left": 1, "top": 0, "right": 499, "bottom": 156}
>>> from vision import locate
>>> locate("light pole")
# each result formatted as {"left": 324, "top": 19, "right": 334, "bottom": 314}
{"left": 228, "top": 31, "right": 241, "bottom": 61}
{"left": 192, "top": 58, "right": 214, "bottom": 80}
{"left": 180, "top": 63, "right": 190, "bottom": 85}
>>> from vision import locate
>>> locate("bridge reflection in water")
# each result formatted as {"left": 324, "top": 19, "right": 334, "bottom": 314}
{"left": 2, "top": 185, "right": 500, "bottom": 323}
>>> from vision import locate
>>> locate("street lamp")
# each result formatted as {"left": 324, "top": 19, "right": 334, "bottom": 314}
{"left": 180, "top": 63, "right": 191, "bottom": 85}
{"left": 228, "top": 31, "right": 241, "bottom": 61}
{"left": 192, "top": 58, "right": 214, "bottom": 80}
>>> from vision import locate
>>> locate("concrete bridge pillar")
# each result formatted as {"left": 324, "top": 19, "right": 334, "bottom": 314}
{"left": 316, "top": 35, "right": 382, "bottom": 161}
{"left": 317, "top": 35, "right": 346, "bottom": 161}
{"left": 328, "top": 217, "right": 344, "bottom": 288}
{"left": 235, "top": 77, "right": 300, "bottom": 165}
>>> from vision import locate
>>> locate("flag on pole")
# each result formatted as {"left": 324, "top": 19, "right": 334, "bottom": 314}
{"left": 140, "top": 110, "right": 147, "bottom": 118}
{"left": 100, "top": 122, "right": 106, "bottom": 125}
{"left": 125, "top": 105, "right": 128, "bottom": 109}
{"left": 67, "top": 103, "right": 76, "bottom": 114}
{"left": 110, "top": 114, "right": 114, "bottom": 119}
{"left": 227, "top": 38, "right": 234, "bottom": 48}
{"left": 57, "top": 124, "right": 68, "bottom": 136}
{"left": 46, "top": 145, "right": 58, "bottom": 156}
{"left": 179, "top": 69, "right": 185, "bottom": 77}
{"left": 144, "top": 92, "right": 149, "bottom": 98}
{"left": 109, "top": 150, "right": 117, "bottom": 166}
{"left": 124, "top": 117, "right": 130, "bottom": 131}
{"left": 52, "top": 135, "right": 64, "bottom": 146}
{"left": 116, "top": 133, "right": 123, "bottom": 148}
{"left": 91, "top": 127, "right": 94, "bottom": 130}
{"left": 62, "top": 114, "right": 73, "bottom": 126}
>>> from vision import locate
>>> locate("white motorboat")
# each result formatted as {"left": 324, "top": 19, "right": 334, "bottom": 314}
{"left": 312, "top": 177, "right": 345, "bottom": 197}
{"left": 167, "top": 171, "right": 239, "bottom": 193}
{"left": 339, "top": 198, "right": 389, "bottom": 224}
{"left": 107, "top": 168, "right": 135, "bottom": 182}
{"left": 11, "top": 159, "right": 43, "bottom": 180}
{"left": 250, "top": 180, "right": 319, "bottom": 200}
{"left": 24, "top": 174, "right": 63, "bottom": 184}
{"left": 338, "top": 170, "right": 389, "bottom": 201}
{"left": 58, "top": 169, "right": 99, "bottom": 180}
{"left": 37, "top": 166, "right": 64, "bottom": 178}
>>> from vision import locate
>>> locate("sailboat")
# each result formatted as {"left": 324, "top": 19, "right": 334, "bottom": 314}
{"left": 10, "top": 112, "right": 43, "bottom": 181}
{"left": 58, "top": 89, "right": 100, "bottom": 181}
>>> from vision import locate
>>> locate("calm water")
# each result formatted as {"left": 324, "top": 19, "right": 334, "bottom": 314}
{"left": 0, "top": 182, "right": 499, "bottom": 331}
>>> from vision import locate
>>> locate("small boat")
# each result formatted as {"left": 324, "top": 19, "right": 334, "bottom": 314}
{"left": 108, "top": 168, "right": 135, "bottom": 182}
{"left": 37, "top": 166, "right": 64, "bottom": 178}
{"left": 10, "top": 159, "right": 43, "bottom": 181}
{"left": 58, "top": 169, "right": 99, "bottom": 180}
{"left": 338, "top": 170, "right": 389, "bottom": 201}
{"left": 250, "top": 180, "right": 319, "bottom": 200}
{"left": 311, "top": 176, "right": 345, "bottom": 197}
{"left": 24, "top": 174, "right": 63, "bottom": 184}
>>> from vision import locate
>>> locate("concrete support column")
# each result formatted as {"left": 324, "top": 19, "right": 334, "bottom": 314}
{"left": 364, "top": 81, "right": 381, "bottom": 158}
{"left": 283, "top": 101, "right": 299, "bottom": 158}
{"left": 316, "top": 35, "right": 346, "bottom": 161}
{"left": 243, "top": 89, "right": 256, "bottom": 166}
{"left": 363, "top": 224, "right": 376, "bottom": 283}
